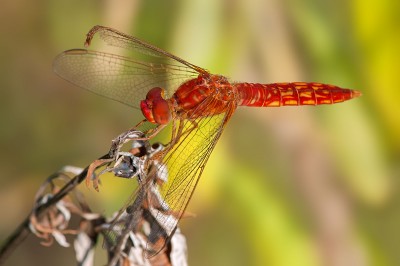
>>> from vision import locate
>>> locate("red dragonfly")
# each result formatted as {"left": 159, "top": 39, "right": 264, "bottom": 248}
{"left": 54, "top": 26, "right": 361, "bottom": 254}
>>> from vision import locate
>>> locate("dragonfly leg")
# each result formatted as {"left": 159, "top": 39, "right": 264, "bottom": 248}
{"left": 162, "top": 119, "right": 199, "bottom": 149}
{"left": 174, "top": 119, "right": 198, "bottom": 144}
{"left": 132, "top": 119, "right": 147, "bottom": 129}
{"left": 135, "top": 123, "right": 167, "bottom": 141}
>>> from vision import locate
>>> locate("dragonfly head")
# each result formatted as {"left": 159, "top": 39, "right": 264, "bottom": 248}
{"left": 140, "top": 87, "right": 171, "bottom": 125}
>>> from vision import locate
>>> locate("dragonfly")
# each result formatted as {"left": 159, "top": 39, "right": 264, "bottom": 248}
{"left": 53, "top": 25, "right": 361, "bottom": 255}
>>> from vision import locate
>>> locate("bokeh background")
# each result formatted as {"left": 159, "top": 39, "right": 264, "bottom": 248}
{"left": 0, "top": 0, "right": 398, "bottom": 265}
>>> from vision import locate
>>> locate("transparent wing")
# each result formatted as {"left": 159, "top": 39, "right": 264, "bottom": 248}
{"left": 85, "top": 25, "right": 207, "bottom": 74}
{"left": 53, "top": 25, "right": 207, "bottom": 108}
{"left": 54, "top": 50, "right": 199, "bottom": 108}
{"left": 148, "top": 97, "right": 237, "bottom": 253}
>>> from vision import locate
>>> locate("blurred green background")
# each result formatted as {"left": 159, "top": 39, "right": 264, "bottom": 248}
{"left": 0, "top": 0, "right": 398, "bottom": 265}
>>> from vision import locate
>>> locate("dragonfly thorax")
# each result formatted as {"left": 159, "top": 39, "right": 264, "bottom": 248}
{"left": 172, "top": 74, "right": 236, "bottom": 117}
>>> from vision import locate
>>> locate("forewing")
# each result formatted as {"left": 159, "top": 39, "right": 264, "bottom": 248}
{"left": 53, "top": 49, "right": 199, "bottom": 108}
{"left": 86, "top": 25, "right": 207, "bottom": 74}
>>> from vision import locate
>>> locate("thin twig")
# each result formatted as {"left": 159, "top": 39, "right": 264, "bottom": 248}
{"left": 0, "top": 153, "right": 110, "bottom": 265}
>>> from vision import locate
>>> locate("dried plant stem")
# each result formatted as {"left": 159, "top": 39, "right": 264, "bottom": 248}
{"left": 0, "top": 153, "right": 110, "bottom": 265}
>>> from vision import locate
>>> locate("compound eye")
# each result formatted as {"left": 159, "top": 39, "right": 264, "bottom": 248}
{"left": 152, "top": 98, "right": 171, "bottom": 124}
{"left": 146, "top": 87, "right": 164, "bottom": 100}
{"left": 140, "top": 87, "right": 171, "bottom": 124}
{"left": 140, "top": 99, "right": 155, "bottom": 123}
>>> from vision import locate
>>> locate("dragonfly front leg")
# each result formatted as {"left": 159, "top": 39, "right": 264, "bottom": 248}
{"left": 136, "top": 123, "right": 167, "bottom": 141}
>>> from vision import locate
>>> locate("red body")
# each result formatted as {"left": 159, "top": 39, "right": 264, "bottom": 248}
{"left": 235, "top": 82, "right": 359, "bottom": 107}
{"left": 140, "top": 74, "right": 361, "bottom": 124}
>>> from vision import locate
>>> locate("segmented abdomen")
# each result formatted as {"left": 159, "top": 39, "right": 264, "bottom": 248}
{"left": 235, "top": 82, "right": 361, "bottom": 107}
